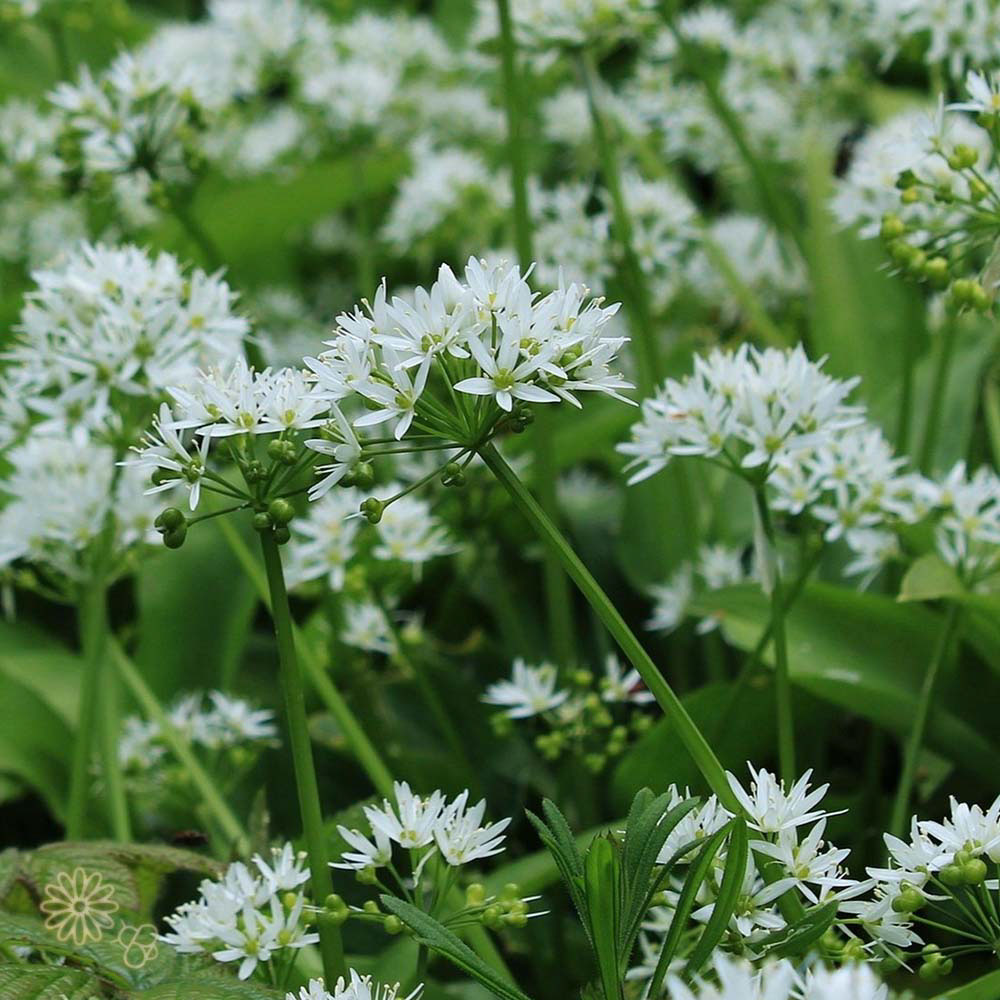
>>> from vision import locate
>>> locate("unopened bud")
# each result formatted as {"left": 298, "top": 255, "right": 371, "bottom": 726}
{"left": 361, "top": 497, "right": 384, "bottom": 524}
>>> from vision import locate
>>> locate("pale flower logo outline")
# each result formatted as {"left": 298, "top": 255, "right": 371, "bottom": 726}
{"left": 117, "top": 923, "right": 159, "bottom": 968}
{"left": 40, "top": 867, "right": 119, "bottom": 946}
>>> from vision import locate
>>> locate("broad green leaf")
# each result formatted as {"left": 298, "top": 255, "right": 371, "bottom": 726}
{"left": 132, "top": 977, "right": 284, "bottom": 999}
{"left": 0, "top": 963, "right": 101, "bottom": 1000}
{"left": 688, "top": 583, "right": 1000, "bottom": 782}
{"left": 379, "top": 897, "right": 535, "bottom": 1000}
{"left": 583, "top": 836, "right": 623, "bottom": 1000}
{"left": 685, "top": 819, "right": 747, "bottom": 976}
{"left": 898, "top": 554, "right": 964, "bottom": 603}
{"left": 935, "top": 969, "right": 1000, "bottom": 1000}
{"left": 760, "top": 898, "right": 839, "bottom": 960}
{"left": 0, "top": 619, "right": 82, "bottom": 724}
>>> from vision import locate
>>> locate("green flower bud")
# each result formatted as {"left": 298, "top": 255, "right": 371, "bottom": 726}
{"left": 887, "top": 239, "right": 917, "bottom": 266}
{"left": 466, "top": 883, "right": 487, "bottom": 906}
{"left": 939, "top": 958, "right": 954, "bottom": 975}
{"left": 268, "top": 498, "right": 295, "bottom": 525}
{"left": 923, "top": 256, "right": 950, "bottom": 289}
{"left": 880, "top": 214, "right": 906, "bottom": 240}
{"left": 273, "top": 524, "right": 291, "bottom": 545}
{"left": 245, "top": 459, "right": 266, "bottom": 483}
{"left": 969, "top": 178, "right": 989, "bottom": 201}
{"left": 583, "top": 752, "right": 606, "bottom": 773}
{"left": 940, "top": 863, "right": 964, "bottom": 887}
{"left": 962, "top": 858, "right": 988, "bottom": 885}
{"left": 952, "top": 143, "right": 979, "bottom": 169}
{"left": 353, "top": 461, "right": 376, "bottom": 490}
{"left": 482, "top": 904, "right": 502, "bottom": 928}
{"left": 502, "top": 911, "right": 528, "bottom": 928}
{"left": 163, "top": 525, "right": 187, "bottom": 549}
{"left": 384, "top": 915, "right": 403, "bottom": 935}
{"left": 500, "top": 883, "right": 521, "bottom": 902}
{"left": 282, "top": 891, "right": 298, "bottom": 910}
{"left": 361, "top": 497, "right": 384, "bottom": 524}
{"left": 892, "top": 887, "right": 925, "bottom": 913}
{"left": 905, "top": 249, "right": 927, "bottom": 274}
{"left": 571, "top": 669, "right": 594, "bottom": 687}
{"left": 896, "top": 168, "right": 919, "bottom": 189}
{"left": 918, "top": 961, "right": 939, "bottom": 981}
{"left": 252, "top": 512, "right": 273, "bottom": 532}
{"left": 325, "top": 893, "right": 345, "bottom": 911}
{"left": 155, "top": 507, "right": 186, "bottom": 531}
{"left": 267, "top": 439, "right": 298, "bottom": 465}
{"left": 362, "top": 899, "right": 380, "bottom": 914}
{"left": 151, "top": 467, "right": 174, "bottom": 486}
{"left": 441, "top": 462, "right": 466, "bottom": 488}
{"left": 900, "top": 187, "right": 921, "bottom": 205}
{"left": 922, "top": 944, "right": 941, "bottom": 957}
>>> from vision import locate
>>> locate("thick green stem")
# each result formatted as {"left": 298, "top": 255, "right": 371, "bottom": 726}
{"left": 219, "top": 518, "right": 395, "bottom": 797}
{"left": 259, "top": 532, "right": 346, "bottom": 985}
{"left": 480, "top": 443, "right": 737, "bottom": 810}
{"left": 67, "top": 578, "right": 130, "bottom": 841}
{"left": 497, "top": 0, "right": 576, "bottom": 666}
{"left": 890, "top": 604, "right": 961, "bottom": 838}
{"left": 110, "top": 641, "right": 250, "bottom": 854}
{"left": 576, "top": 48, "right": 660, "bottom": 393}
{"left": 753, "top": 487, "right": 796, "bottom": 785}
{"left": 919, "top": 318, "right": 959, "bottom": 473}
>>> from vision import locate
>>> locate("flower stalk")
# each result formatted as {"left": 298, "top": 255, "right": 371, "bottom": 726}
{"left": 889, "top": 603, "right": 962, "bottom": 838}
{"left": 479, "top": 442, "right": 737, "bottom": 811}
{"left": 259, "top": 530, "right": 346, "bottom": 984}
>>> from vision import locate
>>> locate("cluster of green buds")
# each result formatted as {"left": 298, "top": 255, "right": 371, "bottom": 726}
{"left": 938, "top": 847, "right": 989, "bottom": 887}
{"left": 919, "top": 944, "right": 955, "bottom": 981}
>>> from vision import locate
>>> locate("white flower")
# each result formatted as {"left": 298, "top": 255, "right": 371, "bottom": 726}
{"left": 482, "top": 659, "right": 569, "bottom": 718}
{"left": 373, "top": 494, "right": 457, "bottom": 568}
{"left": 950, "top": 69, "right": 1000, "bottom": 115}
{"left": 647, "top": 565, "right": 694, "bottom": 633}
{"left": 600, "top": 654, "right": 654, "bottom": 705}
{"left": 364, "top": 781, "right": 446, "bottom": 849}
{"left": 288, "top": 970, "right": 423, "bottom": 1000}
{"left": 333, "top": 825, "right": 394, "bottom": 871}
{"left": 254, "top": 844, "right": 310, "bottom": 893}
{"left": 727, "top": 765, "right": 835, "bottom": 834}
{"left": 342, "top": 600, "right": 395, "bottom": 655}
{"left": 434, "top": 790, "right": 511, "bottom": 866}
{"left": 666, "top": 952, "right": 797, "bottom": 1000}
{"left": 800, "top": 962, "right": 888, "bottom": 1000}
{"left": 208, "top": 692, "right": 278, "bottom": 746}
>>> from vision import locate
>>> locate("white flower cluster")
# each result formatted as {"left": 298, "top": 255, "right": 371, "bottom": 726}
{"left": 162, "top": 844, "right": 317, "bottom": 980}
{"left": 286, "top": 484, "right": 457, "bottom": 591}
{"left": 6, "top": 242, "right": 247, "bottom": 440}
{"left": 647, "top": 544, "right": 756, "bottom": 635}
{"left": 496, "top": 0, "right": 658, "bottom": 48}
{"left": 847, "top": 794, "right": 1000, "bottom": 956}
{"left": 619, "top": 345, "right": 863, "bottom": 486}
{"left": 289, "top": 971, "right": 422, "bottom": 1000}
{"left": 305, "top": 255, "right": 629, "bottom": 442}
{"left": 0, "top": 435, "right": 159, "bottom": 579}
{"left": 633, "top": 765, "right": 861, "bottom": 972}
{"left": 483, "top": 653, "right": 653, "bottom": 720}
{"left": 119, "top": 690, "right": 277, "bottom": 772}
{"left": 832, "top": 102, "right": 995, "bottom": 241}
{"left": 335, "top": 780, "right": 510, "bottom": 871}
{"left": 665, "top": 952, "right": 888, "bottom": 1000}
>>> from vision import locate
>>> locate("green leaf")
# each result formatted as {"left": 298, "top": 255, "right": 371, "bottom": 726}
{"left": 379, "top": 897, "right": 535, "bottom": 1000}
{"left": 131, "top": 977, "right": 284, "bottom": 999}
{"left": 645, "top": 821, "right": 734, "bottom": 997}
{"left": 763, "top": 898, "right": 839, "bottom": 959}
{"left": 934, "top": 969, "right": 1000, "bottom": 1000}
{"left": 0, "top": 963, "right": 102, "bottom": 1000}
{"left": 688, "top": 583, "right": 1000, "bottom": 782}
{"left": 898, "top": 554, "right": 964, "bottom": 603}
{"left": 685, "top": 818, "right": 747, "bottom": 976}
{"left": 583, "top": 836, "right": 623, "bottom": 1000}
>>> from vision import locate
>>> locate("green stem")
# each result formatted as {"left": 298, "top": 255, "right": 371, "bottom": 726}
{"left": 897, "top": 314, "right": 916, "bottom": 454}
{"left": 259, "top": 531, "right": 346, "bottom": 985}
{"left": 110, "top": 641, "right": 249, "bottom": 854}
{"left": 919, "top": 318, "right": 959, "bottom": 473}
{"left": 67, "top": 578, "right": 130, "bottom": 841}
{"left": 889, "top": 604, "right": 962, "bottom": 838}
{"left": 752, "top": 487, "right": 796, "bottom": 785}
{"left": 576, "top": 47, "right": 660, "bottom": 393}
{"left": 163, "top": 186, "right": 223, "bottom": 271}
{"left": 479, "top": 443, "right": 736, "bottom": 809}
{"left": 496, "top": 0, "right": 576, "bottom": 666}
{"left": 219, "top": 518, "right": 394, "bottom": 798}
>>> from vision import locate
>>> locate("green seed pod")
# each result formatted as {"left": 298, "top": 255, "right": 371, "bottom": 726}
{"left": 500, "top": 883, "right": 520, "bottom": 902}
{"left": 466, "top": 883, "right": 486, "bottom": 906}
{"left": 923, "top": 256, "right": 949, "bottom": 289}
{"left": 361, "top": 497, "right": 385, "bottom": 524}
{"left": 155, "top": 507, "right": 186, "bottom": 531}
{"left": 273, "top": 525, "right": 291, "bottom": 545}
{"left": 362, "top": 899, "right": 380, "bottom": 914}
{"left": 962, "top": 858, "right": 988, "bottom": 885}
{"left": 880, "top": 214, "right": 906, "bottom": 240}
{"left": 939, "top": 863, "right": 964, "bottom": 887}
{"left": 252, "top": 512, "right": 273, "bottom": 532}
{"left": 163, "top": 525, "right": 188, "bottom": 549}
{"left": 268, "top": 498, "right": 295, "bottom": 525}
{"left": 245, "top": 459, "right": 266, "bottom": 483}
{"left": 353, "top": 461, "right": 376, "bottom": 491}
{"left": 282, "top": 891, "right": 298, "bottom": 911}
{"left": 441, "top": 462, "right": 466, "bottom": 488}
{"left": 151, "top": 467, "right": 174, "bottom": 486}
{"left": 325, "top": 893, "right": 344, "bottom": 911}
{"left": 384, "top": 915, "right": 403, "bottom": 935}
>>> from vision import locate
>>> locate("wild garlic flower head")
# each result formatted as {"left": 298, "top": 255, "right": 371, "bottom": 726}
{"left": 930, "top": 460, "right": 1000, "bottom": 581}
{"left": 509, "top": 0, "right": 658, "bottom": 47}
{"left": 482, "top": 658, "right": 570, "bottom": 718}
{"left": 49, "top": 51, "right": 204, "bottom": 188}
{"left": 336, "top": 781, "right": 510, "bottom": 871}
{"left": 0, "top": 434, "right": 163, "bottom": 580}
{"left": 647, "top": 544, "right": 755, "bottom": 635}
{"left": 162, "top": 845, "right": 317, "bottom": 980}
{"left": 289, "top": 971, "right": 423, "bottom": 1000}
{"left": 635, "top": 772, "right": 859, "bottom": 972}
{"left": 306, "top": 255, "right": 629, "bottom": 451}
{"left": 7, "top": 243, "right": 247, "bottom": 442}
{"left": 619, "top": 345, "right": 862, "bottom": 485}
